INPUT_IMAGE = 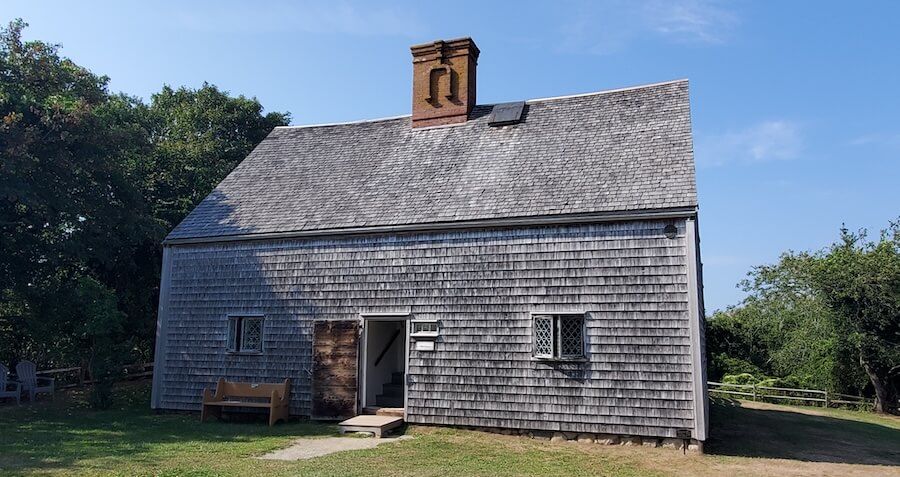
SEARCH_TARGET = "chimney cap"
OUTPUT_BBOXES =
[410,37,480,60]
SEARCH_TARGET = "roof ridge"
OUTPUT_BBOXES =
[274,113,411,130]
[273,78,688,131]
[524,78,687,104]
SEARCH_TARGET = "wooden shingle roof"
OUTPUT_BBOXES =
[166,80,697,242]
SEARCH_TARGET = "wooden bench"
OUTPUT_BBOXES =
[201,378,290,427]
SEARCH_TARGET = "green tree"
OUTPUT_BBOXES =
[0,19,161,368]
[707,252,866,394]
[1,19,288,375]
[812,224,900,414]
[129,84,289,229]
[74,276,127,409]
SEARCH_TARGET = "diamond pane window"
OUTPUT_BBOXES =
[227,315,264,353]
[533,314,585,359]
[533,316,554,358]
[241,317,263,352]
[559,316,584,358]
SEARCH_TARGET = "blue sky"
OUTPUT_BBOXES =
[7,1,899,312]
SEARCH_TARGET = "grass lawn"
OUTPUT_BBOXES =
[0,382,898,477]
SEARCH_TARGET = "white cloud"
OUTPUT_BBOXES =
[696,120,803,166]
[559,0,739,55]
[849,132,900,149]
[174,2,424,37]
[643,0,739,44]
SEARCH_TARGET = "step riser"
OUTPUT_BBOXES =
[376,396,404,408]
[380,384,403,397]
[362,406,405,417]
[339,415,404,438]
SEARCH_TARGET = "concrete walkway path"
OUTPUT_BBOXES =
[259,435,412,461]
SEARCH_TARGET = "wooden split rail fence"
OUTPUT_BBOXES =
[708,381,875,409]
[23,368,883,410]
[34,362,154,389]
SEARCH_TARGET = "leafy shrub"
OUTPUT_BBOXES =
[74,277,127,409]
[722,373,761,385]
[711,353,765,380]
[756,376,806,389]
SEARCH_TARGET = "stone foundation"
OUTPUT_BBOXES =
[459,426,704,453]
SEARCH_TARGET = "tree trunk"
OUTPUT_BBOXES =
[861,354,899,414]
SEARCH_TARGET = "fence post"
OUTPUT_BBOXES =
[824,391,830,408]
[752,384,757,401]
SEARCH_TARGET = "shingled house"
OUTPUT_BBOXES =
[151,37,708,444]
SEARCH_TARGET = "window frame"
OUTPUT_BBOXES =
[531,313,586,361]
[226,314,265,354]
[410,319,439,339]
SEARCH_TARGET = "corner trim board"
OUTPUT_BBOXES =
[150,246,173,409]
[685,217,708,441]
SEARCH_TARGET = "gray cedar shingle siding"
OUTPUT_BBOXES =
[166,80,696,241]
[157,219,698,438]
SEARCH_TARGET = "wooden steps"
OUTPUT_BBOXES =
[375,372,405,408]
[339,415,404,438]
[363,406,405,417]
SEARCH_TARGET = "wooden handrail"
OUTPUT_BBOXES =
[373,328,403,367]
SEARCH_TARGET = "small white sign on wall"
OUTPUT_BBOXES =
[415,340,435,351]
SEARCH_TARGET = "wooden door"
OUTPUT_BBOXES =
[311,320,359,420]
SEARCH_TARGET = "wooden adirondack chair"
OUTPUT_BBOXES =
[15,360,54,402]
[0,364,21,405]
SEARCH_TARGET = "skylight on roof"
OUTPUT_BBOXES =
[488,101,525,126]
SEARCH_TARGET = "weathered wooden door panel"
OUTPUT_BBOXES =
[311,320,359,420]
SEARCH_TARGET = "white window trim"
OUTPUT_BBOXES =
[410,319,439,339]
[226,314,265,354]
[531,312,587,361]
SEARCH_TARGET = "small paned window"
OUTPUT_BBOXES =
[533,314,585,359]
[227,315,264,353]
[410,320,439,338]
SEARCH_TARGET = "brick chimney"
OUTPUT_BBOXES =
[410,38,479,128]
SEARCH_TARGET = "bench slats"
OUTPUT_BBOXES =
[200,378,291,426]
[205,401,273,408]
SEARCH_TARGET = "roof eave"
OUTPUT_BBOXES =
[163,206,698,246]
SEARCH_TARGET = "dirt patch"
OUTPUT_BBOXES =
[259,435,412,461]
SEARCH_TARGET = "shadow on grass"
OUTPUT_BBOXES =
[706,397,900,466]
[0,381,338,474]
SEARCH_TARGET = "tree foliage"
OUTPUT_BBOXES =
[131,84,288,229]
[707,253,865,393]
[708,221,900,414]
[0,19,154,294]
[811,224,900,413]
[0,20,287,406]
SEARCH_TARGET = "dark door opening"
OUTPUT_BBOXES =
[363,320,406,410]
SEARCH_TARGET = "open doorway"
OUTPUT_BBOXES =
[361,318,407,412]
